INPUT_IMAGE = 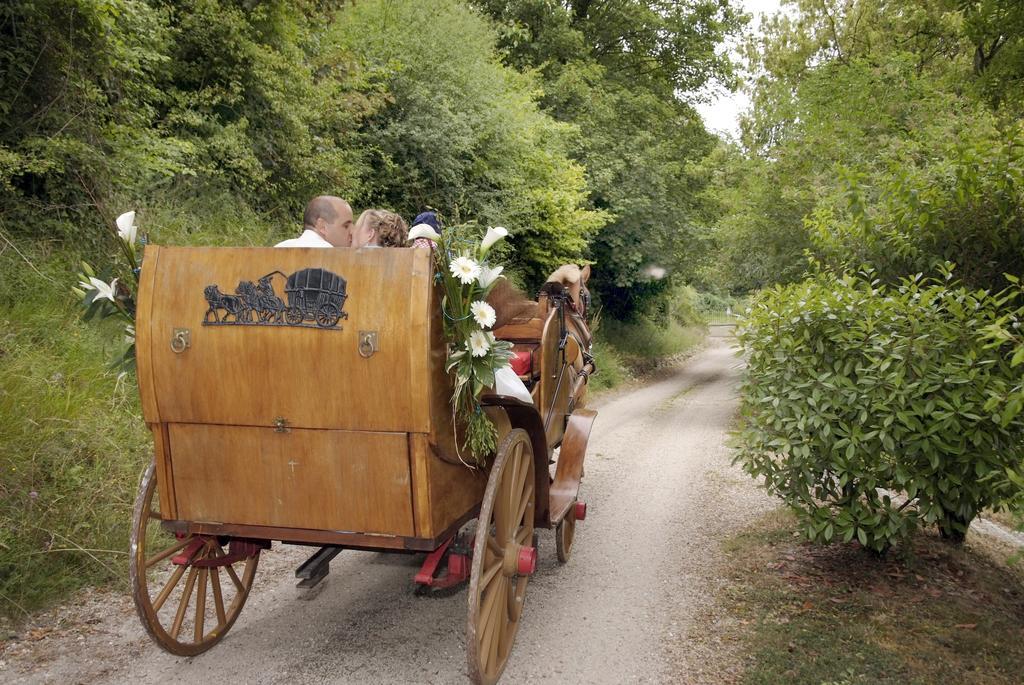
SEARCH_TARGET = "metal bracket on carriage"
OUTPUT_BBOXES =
[171,537,268,567]
[413,534,472,594]
[294,545,343,589]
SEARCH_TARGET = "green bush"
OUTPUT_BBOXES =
[983,276,1024,531]
[735,269,1024,552]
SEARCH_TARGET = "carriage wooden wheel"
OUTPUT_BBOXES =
[467,429,536,685]
[129,461,260,656]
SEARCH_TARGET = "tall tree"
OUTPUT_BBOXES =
[475,0,745,315]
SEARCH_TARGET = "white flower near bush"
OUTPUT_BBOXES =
[480,226,508,254]
[116,211,138,246]
[79,276,118,303]
[470,300,496,328]
[449,255,482,284]
[408,223,441,242]
[468,329,492,357]
[477,265,503,288]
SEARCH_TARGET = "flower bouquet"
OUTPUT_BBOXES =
[72,211,142,370]
[408,223,515,465]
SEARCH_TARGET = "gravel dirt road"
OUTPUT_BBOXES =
[3,334,775,684]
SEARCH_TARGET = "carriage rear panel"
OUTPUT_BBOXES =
[136,246,484,541]
[138,247,431,432]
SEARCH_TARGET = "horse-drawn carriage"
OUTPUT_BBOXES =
[130,246,596,684]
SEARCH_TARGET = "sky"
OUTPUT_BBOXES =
[695,0,786,139]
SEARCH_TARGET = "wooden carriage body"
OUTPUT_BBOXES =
[137,246,589,551]
[133,245,595,681]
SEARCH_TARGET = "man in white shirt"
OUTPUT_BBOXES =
[275,196,354,248]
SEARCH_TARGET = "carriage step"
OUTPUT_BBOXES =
[295,545,343,589]
[414,535,470,592]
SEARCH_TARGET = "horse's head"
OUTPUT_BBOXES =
[203,285,220,301]
[545,264,592,318]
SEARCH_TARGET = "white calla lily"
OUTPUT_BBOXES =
[85,276,118,303]
[477,265,503,288]
[470,300,497,329]
[116,211,137,245]
[480,226,508,254]
[408,223,441,242]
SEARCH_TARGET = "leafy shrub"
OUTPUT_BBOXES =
[735,269,1024,552]
[983,276,1024,531]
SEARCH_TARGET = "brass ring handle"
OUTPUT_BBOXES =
[170,329,190,354]
[358,334,375,358]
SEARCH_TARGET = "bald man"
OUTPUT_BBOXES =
[275,196,354,248]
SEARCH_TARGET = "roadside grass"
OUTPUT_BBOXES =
[595,315,705,384]
[721,509,1024,685]
[0,198,275,620]
[588,320,706,393]
[0,296,150,619]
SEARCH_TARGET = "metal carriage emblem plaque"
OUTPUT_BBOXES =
[202,268,349,329]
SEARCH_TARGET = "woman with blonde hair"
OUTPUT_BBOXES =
[351,209,408,248]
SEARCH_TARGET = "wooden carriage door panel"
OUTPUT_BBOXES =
[168,424,415,537]
[139,246,432,432]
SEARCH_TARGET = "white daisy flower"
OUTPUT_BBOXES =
[468,329,491,357]
[449,255,482,284]
[470,300,497,328]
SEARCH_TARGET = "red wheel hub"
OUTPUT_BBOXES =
[574,501,588,521]
[516,546,537,575]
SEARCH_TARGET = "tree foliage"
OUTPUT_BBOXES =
[0,0,379,251]
[475,0,745,314]
[332,0,605,285]
[710,0,1024,294]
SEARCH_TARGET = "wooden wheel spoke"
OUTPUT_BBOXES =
[506,576,522,623]
[145,537,191,569]
[215,542,246,593]
[514,483,534,527]
[486,535,503,558]
[194,569,208,641]
[514,447,530,503]
[210,567,227,628]
[506,447,522,530]
[151,564,187,613]
[224,562,244,593]
[148,509,162,521]
[169,567,198,640]
[515,526,531,546]
[483,577,507,672]
[480,560,503,591]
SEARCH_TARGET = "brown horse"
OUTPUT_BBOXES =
[487,264,592,330]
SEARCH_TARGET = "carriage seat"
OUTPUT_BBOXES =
[510,346,538,388]
[493,317,544,389]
